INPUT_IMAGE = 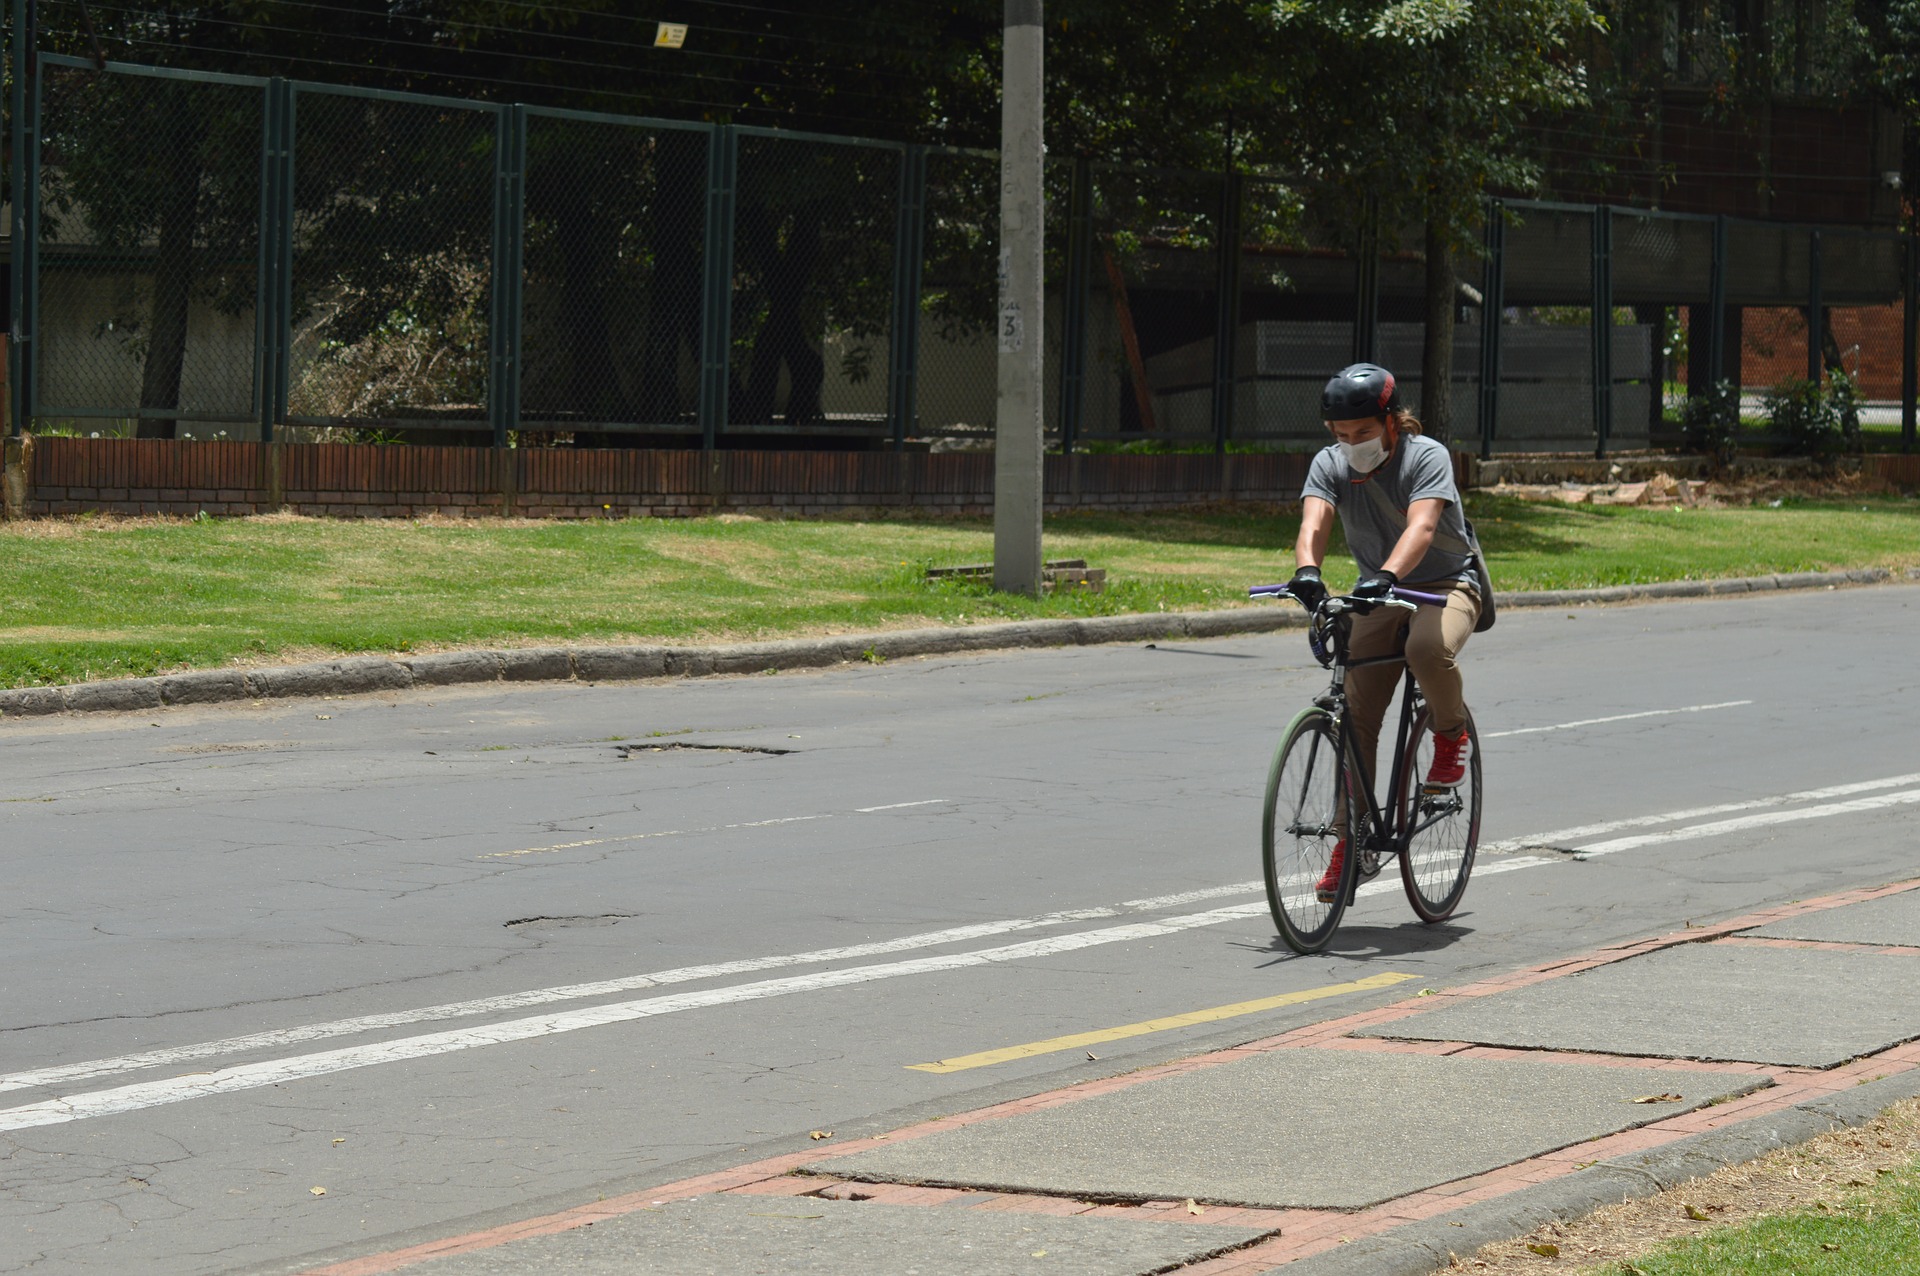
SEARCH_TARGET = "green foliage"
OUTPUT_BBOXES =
[1269,0,1600,251]
[1761,374,1864,462]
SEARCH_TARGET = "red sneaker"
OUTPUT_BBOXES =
[1427,726,1470,787]
[1315,840,1347,904]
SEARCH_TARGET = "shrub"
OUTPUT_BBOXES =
[1682,380,1740,471]
[1762,373,1862,462]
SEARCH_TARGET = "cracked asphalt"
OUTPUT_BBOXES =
[3,584,1918,1275]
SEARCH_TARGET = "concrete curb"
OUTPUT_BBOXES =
[4,566,1916,720]
[1264,1068,1920,1276]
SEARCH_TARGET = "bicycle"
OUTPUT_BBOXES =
[1246,580,1482,954]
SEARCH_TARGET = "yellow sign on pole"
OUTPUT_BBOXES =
[655,23,688,48]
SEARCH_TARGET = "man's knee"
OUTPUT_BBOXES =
[1405,631,1457,676]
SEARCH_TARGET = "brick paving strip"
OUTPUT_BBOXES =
[3,567,1916,720]
[298,876,1920,1276]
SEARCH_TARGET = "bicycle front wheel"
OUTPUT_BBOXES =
[1397,705,1482,923]
[1263,708,1354,953]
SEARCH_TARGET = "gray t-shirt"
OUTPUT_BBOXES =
[1302,434,1475,587]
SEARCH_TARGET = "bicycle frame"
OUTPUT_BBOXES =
[1253,584,1457,885]
[1322,613,1422,873]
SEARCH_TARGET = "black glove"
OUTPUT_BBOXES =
[1287,565,1328,609]
[1351,568,1400,602]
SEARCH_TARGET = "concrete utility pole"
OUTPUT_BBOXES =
[994,0,1044,596]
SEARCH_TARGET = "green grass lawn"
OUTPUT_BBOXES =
[1,494,1916,689]
[1589,1158,1920,1274]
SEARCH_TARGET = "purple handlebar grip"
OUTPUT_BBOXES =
[1392,587,1447,607]
[1248,583,1291,598]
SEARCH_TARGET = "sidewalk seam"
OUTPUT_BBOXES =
[4,566,1916,719]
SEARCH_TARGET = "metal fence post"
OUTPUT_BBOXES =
[1057,157,1092,452]
[698,125,737,451]
[8,2,40,436]
[488,104,526,449]
[1477,200,1504,461]
[887,144,926,450]
[1351,195,1380,364]
[1210,170,1242,455]
[1807,228,1823,383]
[1904,224,1917,454]
[1591,204,1613,459]
[257,77,293,442]
[1707,214,1728,390]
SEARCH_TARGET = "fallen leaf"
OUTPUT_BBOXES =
[1032,1251,1047,1258]
[1417,988,1437,997]
[331,1138,345,1145]
[1525,1242,1559,1257]
[1822,1242,1841,1252]
[310,1186,327,1196]
[316,714,331,720]
[1086,1051,1098,1061]
[1184,1198,1205,1215]
[808,1130,833,1140]
[1683,1203,1708,1221]
[1631,1093,1683,1104]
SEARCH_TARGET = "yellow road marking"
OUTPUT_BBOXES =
[906,971,1420,1073]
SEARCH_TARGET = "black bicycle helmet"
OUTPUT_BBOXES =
[1321,362,1400,422]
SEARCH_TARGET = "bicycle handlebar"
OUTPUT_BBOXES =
[1248,582,1448,609]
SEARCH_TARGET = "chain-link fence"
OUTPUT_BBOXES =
[34,61,262,434]
[11,54,1919,457]
[519,110,709,438]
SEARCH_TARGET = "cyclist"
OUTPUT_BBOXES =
[1285,362,1483,902]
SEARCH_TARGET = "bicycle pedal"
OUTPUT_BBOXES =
[1420,782,1455,796]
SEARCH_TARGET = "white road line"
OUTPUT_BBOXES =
[1575,789,1920,857]
[0,901,1284,1133]
[0,855,1574,1132]
[1481,772,1920,853]
[14,771,1920,1124]
[1482,700,1752,739]
[0,880,1250,1097]
[856,800,952,813]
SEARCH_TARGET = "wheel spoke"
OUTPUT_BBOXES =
[1397,707,1480,923]
[1264,711,1351,953]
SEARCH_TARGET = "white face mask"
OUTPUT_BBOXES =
[1338,436,1389,474]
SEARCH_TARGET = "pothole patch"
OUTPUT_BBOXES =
[504,914,637,930]
[617,742,793,757]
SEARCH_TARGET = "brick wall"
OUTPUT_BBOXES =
[21,440,1331,519]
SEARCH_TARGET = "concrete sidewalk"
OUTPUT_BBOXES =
[289,877,1920,1276]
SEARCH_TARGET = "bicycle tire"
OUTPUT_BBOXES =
[1263,707,1355,953]
[1396,704,1481,923]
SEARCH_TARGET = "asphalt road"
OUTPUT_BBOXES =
[4,583,1918,1275]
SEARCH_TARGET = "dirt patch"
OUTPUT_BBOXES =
[1452,1093,1920,1273]
[1490,467,1908,510]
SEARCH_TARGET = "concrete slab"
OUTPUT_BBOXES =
[1360,943,1920,1067]
[1747,889,1920,947]
[815,1051,1764,1210]
[406,1193,1268,1276]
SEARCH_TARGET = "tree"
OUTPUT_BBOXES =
[1269,0,1599,440]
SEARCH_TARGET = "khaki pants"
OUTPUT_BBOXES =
[1338,583,1480,833]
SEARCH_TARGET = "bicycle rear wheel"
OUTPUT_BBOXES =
[1263,708,1355,953]
[1397,705,1481,922]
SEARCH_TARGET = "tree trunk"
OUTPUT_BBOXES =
[1421,215,1454,444]
[139,126,202,440]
